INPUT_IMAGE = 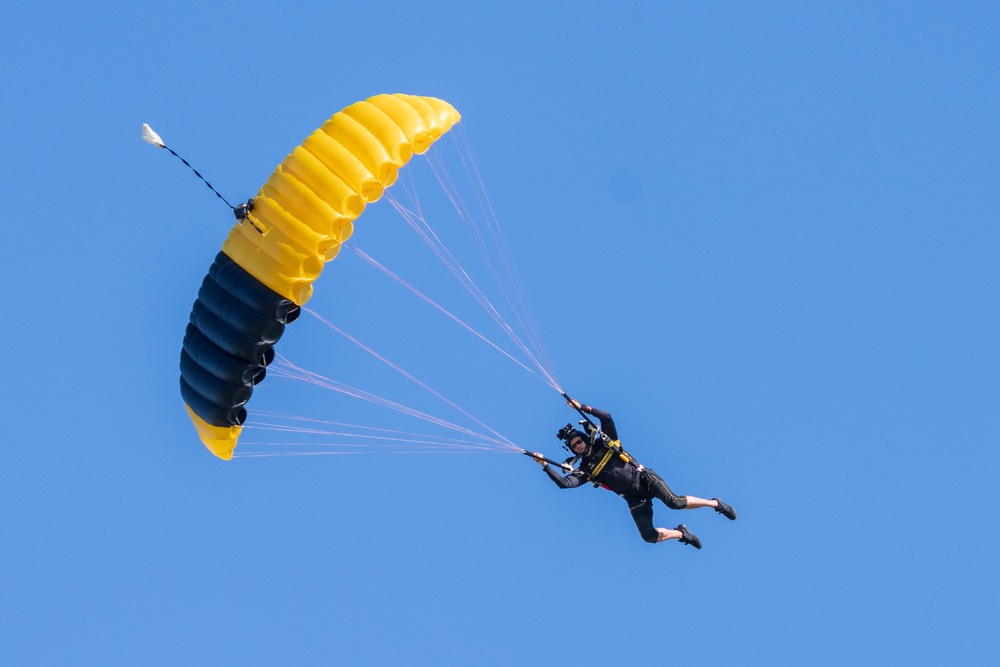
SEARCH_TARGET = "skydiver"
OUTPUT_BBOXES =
[531,398,736,548]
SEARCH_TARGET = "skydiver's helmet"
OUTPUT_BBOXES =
[557,423,588,452]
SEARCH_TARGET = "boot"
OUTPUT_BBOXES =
[675,524,702,549]
[713,498,737,521]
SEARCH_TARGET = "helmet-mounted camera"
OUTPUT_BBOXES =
[557,423,589,452]
[556,423,577,443]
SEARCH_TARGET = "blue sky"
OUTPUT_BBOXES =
[2,1,998,664]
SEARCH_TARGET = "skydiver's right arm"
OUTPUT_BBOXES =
[543,465,585,489]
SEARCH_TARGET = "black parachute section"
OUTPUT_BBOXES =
[179,252,300,430]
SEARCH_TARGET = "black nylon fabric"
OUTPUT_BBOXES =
[180,252,297,427]
[182,324,266,386]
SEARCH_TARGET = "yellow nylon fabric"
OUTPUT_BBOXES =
[221,94,461,305]
[184,405,240,460]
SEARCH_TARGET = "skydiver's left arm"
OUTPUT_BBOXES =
[580,404,618,441]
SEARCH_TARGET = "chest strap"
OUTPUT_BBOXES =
[587,439,623,486]
[584,440,645,490]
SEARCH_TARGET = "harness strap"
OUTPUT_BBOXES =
[579,440,645,491]
[589,444,618,481]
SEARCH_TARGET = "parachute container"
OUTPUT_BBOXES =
[180,94,461,459]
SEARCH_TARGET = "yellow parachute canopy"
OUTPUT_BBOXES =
[182,94,461,459]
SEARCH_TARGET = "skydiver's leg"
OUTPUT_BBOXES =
[644,470,737,518]
[643,470,689,510]
[628,497,693,544]
[673,494,737,520]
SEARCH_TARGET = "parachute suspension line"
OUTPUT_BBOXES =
[250,410,496,446]
[241,436,498,453]
[244,437,501,454]
[434,132,559,386]
[423,149,556,385]
[234,450,497,459]
[263,359,457,433]
[410,137,557,387]
[237,411,512,458]
[449,131,558,384]
[267,360,509,448]
[385,193,528,359]
[248,408,492,442]
[344,242,538,377]
[245,413,501,452]
[247,424,499,450]
[384,190,561,393]
[300,308,523,452]
[270,348,519,452]
[451,127,502,241]
[396,163,425,222]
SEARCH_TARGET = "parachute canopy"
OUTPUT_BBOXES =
[179,94,461,460]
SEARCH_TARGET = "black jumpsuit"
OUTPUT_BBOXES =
[543,407,688,543]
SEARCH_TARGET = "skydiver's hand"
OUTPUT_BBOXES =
[567,398,583,411]
[531,452,547,467]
